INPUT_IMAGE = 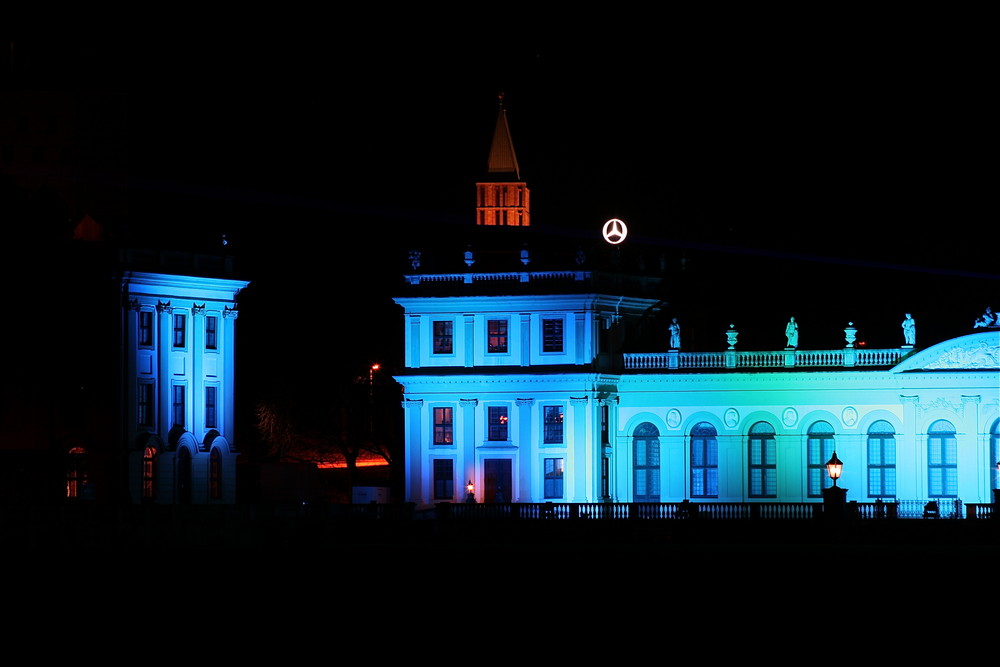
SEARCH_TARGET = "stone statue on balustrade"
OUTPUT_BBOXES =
[669,318,681,349]
[974,307,997,329]
[784,317,799,349]
[902,313,916,346]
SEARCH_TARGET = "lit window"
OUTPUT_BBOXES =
[433,320,453,354]
[205,386,217,429]
[543,405,564,444]
[172,385,185,428]
[690,422,718,498]
[205,315,218,350]
[542,318,563,353]
[433,459,454,500]
[488,406,509,441]
[928,420,957,498]
[807,421,836,498]
[749,421,776,498]
[433,407,453,445]
[867,420,896,498]
[139,310,153,346]
[488,319,508,353]
[544,458,564,499]
[173,313,186,348]
[66,447,87,499]
[142,446,157,500]
[633,422,660,501]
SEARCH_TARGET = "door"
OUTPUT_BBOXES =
[484,458,512,503]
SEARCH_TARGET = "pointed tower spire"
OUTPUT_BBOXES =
[476,93,530,227]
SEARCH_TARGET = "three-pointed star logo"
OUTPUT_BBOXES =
[602,218,628,244]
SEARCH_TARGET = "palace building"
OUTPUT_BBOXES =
[393,102,1000,514]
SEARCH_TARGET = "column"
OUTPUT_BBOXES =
[222,306,239,442]
[516,398,534,502]
[402,399,424,504]
[460,398,478,496]
[570,396,589,502]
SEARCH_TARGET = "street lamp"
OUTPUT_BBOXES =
[465,479,476,503]
[826,452,843,487]
[368,363,380,438]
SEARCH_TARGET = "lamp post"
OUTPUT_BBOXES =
[822,451,847,519]
[465,479,476,503]
[368,363,379,438]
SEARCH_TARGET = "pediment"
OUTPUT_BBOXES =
[892,331,1000,372]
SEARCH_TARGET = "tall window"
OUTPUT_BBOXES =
[210,448,222,499]
[142,446,156,500]
[690,422,718,498]
[205,315,218,350]
[433,459,454,500]
[543,405,564,444]
[488,405,509,441]
[433,407,453,445]
[433,320,453,354]
[544,458,564,499]
[749,421,776,498]
[139,310,153,346]
[542,318,563,353]
[172,385,185,428]
[928,419,957,497]
[633,422,660,501]
[173,313,186,348]
[66,447,87,498]
[807,421,836,498]
[205,386,217,429]
[137,382,154,428]
[867,420,896,498]
[488,319,508,353]
[991,419,1000,492]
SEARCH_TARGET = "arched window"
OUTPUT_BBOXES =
[690,422,718,498]
[749,422,776,498]
[928,420,957,498]
[867,420,896,498]
[807,421,836,498]
[142,446,157,501]
[66,447,87,499]
[210,448,222,500]
[633,422,660,502]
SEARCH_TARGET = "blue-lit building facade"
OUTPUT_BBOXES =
[393,105,1000,513]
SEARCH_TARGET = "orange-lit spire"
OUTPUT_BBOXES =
[477,93,530,227]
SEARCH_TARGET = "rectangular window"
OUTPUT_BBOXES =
[205,315,218,350]
[749,436,776,498]
[433,459,454,500]
[488,319,508,353]
[205,386,217,429]
[868,435,896,497]
[544,458,564,499]
[139,310,153,347]
[137,382,154,428]
[172,384,185,428]
[433,407,453,445]
[173,313,186,348]
[488,405,509,441]
[691,436,718,498]
[542,318,563,353]
[433,320,453,354]
[543,405,564,444]
[807,436,836,498]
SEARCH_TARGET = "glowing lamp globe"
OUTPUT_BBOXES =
[825,452,843,486]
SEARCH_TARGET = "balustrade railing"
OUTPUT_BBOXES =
[623,347,904,371]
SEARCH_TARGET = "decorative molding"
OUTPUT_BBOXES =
[156,300,172,314]
[459,398,478,407]
[570,396,589,406]
[724,408,739,429]
[192,303,206,316]
[128,298,140,312]
[782,407,798,428]
[923,340,1000,369]
[666,408,681,429]
[515,398,535,407]
[842,406,858,428]
[224,306,239,319]
[402,399,424,409]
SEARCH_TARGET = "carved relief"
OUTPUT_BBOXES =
[923,341,999,369]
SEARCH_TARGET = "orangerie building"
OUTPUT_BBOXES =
[392,103,1000,517]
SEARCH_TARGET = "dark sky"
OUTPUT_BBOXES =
[5,29,997,367]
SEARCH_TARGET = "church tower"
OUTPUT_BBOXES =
[476,95,530,227]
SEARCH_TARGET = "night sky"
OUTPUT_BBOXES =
[5,29,997,382]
